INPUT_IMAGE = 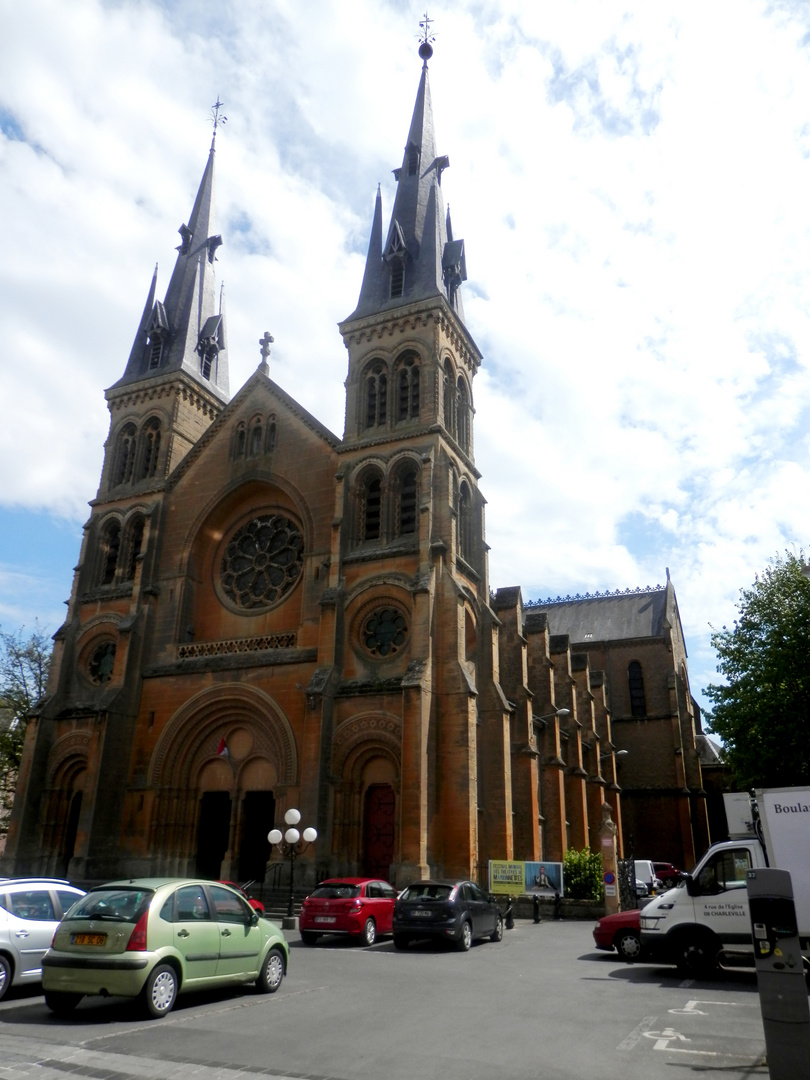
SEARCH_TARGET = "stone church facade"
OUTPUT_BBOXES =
[2,45,712,888]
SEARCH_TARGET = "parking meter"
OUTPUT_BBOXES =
[746,868,810,1080]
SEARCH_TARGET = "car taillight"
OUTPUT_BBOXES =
[348,900,363,912]
[126,911,149,951]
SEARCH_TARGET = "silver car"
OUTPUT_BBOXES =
[0,878,86,1000]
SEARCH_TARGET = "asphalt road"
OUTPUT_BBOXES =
[0,919,769,1080]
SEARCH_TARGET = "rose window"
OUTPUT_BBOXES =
[220,514,304,610]
[89,642,116,684]
[362,607,408,657]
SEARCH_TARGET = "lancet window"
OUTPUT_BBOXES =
[122,515,145,582]
[395,463,419,536]
[100,519,122,585]
[628,661,647,717]
[458,481,473,564]
[365,363,388,429]
[457,377,471,453]
[114,423,138,486]
[397,353,420,421]
[137,418,161,481]
[358,472,383,543]
[443,360,457,438]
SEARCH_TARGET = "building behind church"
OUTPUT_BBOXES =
[1,40,715,889]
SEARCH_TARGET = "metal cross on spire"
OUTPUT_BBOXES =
[418,12,436,61]
[259,330,274,375]
[210,97,227,148]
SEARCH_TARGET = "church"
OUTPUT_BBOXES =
[2,38,712,888]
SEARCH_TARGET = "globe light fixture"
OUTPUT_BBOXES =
[267,808,317,924]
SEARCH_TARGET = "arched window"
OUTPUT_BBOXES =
[395,463,419,536]
[233,423,246,459]
[122,515,145,582]
[397,353,420,421]
[364,363,388,429]
[114,423,137,486]
[266,416,277,452]
[443,361,457,438]
[249,419,263,457]
[407,143,420,177]
[458,481,473,563]
[628,661,647,717]
[100,519,122,585]
[359,473,383,542]
[137,418,161,481]
[457,377,471,453]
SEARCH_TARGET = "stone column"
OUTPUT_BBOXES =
[599,801,620,916]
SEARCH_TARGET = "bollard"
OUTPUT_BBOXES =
[505,895,515,929]
[553,890,562,921]
[533,894,541,923]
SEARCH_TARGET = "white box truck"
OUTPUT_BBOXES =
[640,786,810,977]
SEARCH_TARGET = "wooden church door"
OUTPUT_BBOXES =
[362,784,395,881]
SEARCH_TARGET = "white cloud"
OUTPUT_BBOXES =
[4,0,810,710]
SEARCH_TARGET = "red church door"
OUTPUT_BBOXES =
[362,784,395,880]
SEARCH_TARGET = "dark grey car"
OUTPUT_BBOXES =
[392,879,503,952]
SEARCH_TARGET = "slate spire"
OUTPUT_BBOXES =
[348,36,467,322]
[113,117,229,401]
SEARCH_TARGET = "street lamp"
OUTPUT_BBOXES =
[600,749,629,761]
[268,808,317,923]
[532,707,570,727]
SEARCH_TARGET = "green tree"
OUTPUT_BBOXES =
[0,624,52,835]
[704,549,810,789]
[562,847,604,901]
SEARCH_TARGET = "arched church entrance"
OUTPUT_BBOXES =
[149,686,297,878]
[362,783,395,879]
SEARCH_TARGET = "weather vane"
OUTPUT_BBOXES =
[210,97,227,146]
[419,12,435,46]
[418,12,436,61]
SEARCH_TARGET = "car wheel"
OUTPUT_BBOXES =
[44,990,83,1015]
[257,947,285,993]
[456,920,473,952]
[0,955,10,1002]
[142,963,178,1019]
[393,934,409,950]
[300,931,319,946]
[615,929,642,962]
[490,915,504,943]
[675,933,719,978]
[360,918,377,946]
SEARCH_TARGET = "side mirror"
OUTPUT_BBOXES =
[683,873,697,897]
[250,911,260,926]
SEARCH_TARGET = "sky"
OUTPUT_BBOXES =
[3,0,810,722]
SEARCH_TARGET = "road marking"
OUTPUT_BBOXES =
[643,1027,691,1051]
[669,998,758,1015]
[616,1016,657,1051]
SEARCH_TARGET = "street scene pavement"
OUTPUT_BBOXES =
[0,919,768,1080]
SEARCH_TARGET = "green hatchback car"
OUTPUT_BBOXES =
[42,878,288,1018]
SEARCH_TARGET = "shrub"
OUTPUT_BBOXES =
[563,847,604,901]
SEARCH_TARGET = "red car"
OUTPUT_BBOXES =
[218,881,265,915]
[593,909,643,961]
[299,878,398,946]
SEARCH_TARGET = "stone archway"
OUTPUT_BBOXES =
[332,714,400,879]
[147,685,296,876]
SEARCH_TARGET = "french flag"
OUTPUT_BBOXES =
[216,737,229,759]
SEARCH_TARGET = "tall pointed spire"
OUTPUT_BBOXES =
[346,30,467,322]
[112,104,229,402]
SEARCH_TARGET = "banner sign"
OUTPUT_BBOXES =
[489,860,565,896]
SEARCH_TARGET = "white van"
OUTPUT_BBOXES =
[635,860,663,895]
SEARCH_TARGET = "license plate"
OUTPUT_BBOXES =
[411,910,432,918]
[314,916,336,924]
[72,933,107,946]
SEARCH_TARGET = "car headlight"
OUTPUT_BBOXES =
[640,916,659,930]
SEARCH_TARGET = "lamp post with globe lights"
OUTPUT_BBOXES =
[268,809,317,926]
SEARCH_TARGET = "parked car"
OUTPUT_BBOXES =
[635,879,649,898]
[218,880,265,915]
[593,909,643,961]
[299,877,398,946]
[652,862,682,889]
[392,879,503,952]
[42,878,288,1018]
[0,878,86,1001]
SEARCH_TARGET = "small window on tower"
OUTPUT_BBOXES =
[407,144,420,176]
[137,418,161,481]
[364,364,388,429]
[148,334,163,369]
[114,423,138,486]
[396,464,419,536]
[100,519,122,585]
[359,473,383,543]
[390,259,405,298]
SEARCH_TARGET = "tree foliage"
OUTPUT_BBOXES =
[0,623,52,782]
[562,847,604,901]
[704,550,810,789]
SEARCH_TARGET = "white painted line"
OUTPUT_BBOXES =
[669,998,757,1015]
[616,1016,657,1051]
